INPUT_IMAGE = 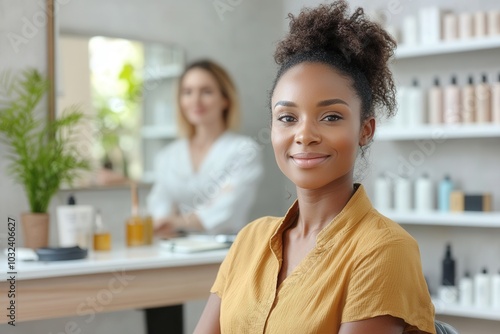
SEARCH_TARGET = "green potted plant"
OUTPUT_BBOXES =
[0,69,90,248]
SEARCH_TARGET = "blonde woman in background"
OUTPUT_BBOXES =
[147,59,263,236]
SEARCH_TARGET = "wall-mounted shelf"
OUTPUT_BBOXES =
[376,124,500,141]
[141,125,177,139]
[432,298,500,321]
[395,36,500,59]
[378,210,500,228]
[59,182,152,192]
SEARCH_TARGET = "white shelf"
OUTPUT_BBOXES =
[379,210,500,228]
[144,64,183,81]
[395,36,500,59]
[141,125,177,139]
[432,298,500,321]
[376,124,500,141]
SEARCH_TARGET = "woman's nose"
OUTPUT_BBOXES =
[191,91,202,105]
[294,120,321,145]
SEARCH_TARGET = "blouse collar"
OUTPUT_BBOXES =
[269,184,374,254]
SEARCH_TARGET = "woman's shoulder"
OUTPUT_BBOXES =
[156,138,187,156]
[234,216,283,244]
[357,208,419,248]
[222,131,261,150]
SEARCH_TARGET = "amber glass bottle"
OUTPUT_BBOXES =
[126,182,144,247]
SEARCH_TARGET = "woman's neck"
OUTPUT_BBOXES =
[294,174,354,239]
[191,121,226,146]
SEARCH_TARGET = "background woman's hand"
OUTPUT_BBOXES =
[153,213,205,238]
[153,215,184,238]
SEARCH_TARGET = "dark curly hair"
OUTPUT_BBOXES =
[271,1,397,122]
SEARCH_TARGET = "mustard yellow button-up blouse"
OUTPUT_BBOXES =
[211,184,435,334]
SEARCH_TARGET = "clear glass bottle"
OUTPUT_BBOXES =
[93,209,111,251]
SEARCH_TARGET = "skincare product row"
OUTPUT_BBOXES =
[389,73,500,128]
[395,8,500,46]
[438,244,500,309]
[57,195,113,251]
[374,174,493,213]
[126,182,154,247]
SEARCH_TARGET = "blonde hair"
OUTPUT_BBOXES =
[176,59,240,138]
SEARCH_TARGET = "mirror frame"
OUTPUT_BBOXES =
[47,0,56,123]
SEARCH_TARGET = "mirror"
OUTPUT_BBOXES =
[48,2,185,188]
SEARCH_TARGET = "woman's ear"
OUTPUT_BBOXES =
[359,117,375,146]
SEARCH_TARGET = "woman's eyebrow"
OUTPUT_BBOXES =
[316,98,348,107]
[274,100,296,108]
[274,98,349,109]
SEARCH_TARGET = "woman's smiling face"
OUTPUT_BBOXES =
[271,62,374,190]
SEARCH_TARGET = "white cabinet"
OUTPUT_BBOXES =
[141,45,184,183]
[374,36,500,321]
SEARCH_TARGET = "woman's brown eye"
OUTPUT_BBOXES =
[278,115,296,123]
[323,115,341,122]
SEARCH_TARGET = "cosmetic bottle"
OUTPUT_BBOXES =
[461,76,476,123]
[402,15,418,46]
[57,194,93,248]
[418,7,442,45]
[374,173,392,211]
[126,182,144,247]
[488,11,500,36]
[474,268,491,308]
[93,209,111,251]
[458,12,474,39]
[492,269,500,309]
[443,13,458,41]
[428,78,443,124]
[459,271,473,307]
[394,86,409,127]
[438,244,458,304]
[407,79,425,126]
[415,173,433,212]
[492,73,500,124]
[474,12,487,37]
[394,176,412,212]
[443,76,461,124]
[438,175,454,212]
[476,74,491,123]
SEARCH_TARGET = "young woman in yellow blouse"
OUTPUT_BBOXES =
[194,1,435,333]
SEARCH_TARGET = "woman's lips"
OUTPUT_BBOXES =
[290,153,330,168]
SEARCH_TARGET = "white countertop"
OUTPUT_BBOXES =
[0,245,228,281]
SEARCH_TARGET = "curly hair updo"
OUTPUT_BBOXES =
[271,0,397,123]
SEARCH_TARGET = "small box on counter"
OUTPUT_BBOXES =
[450,191,492,212]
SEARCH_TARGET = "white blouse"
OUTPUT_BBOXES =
[146,131,264,234]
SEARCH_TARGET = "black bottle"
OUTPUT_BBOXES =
[442,243,456,286]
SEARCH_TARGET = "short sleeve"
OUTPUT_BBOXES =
[342,238,435,334]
